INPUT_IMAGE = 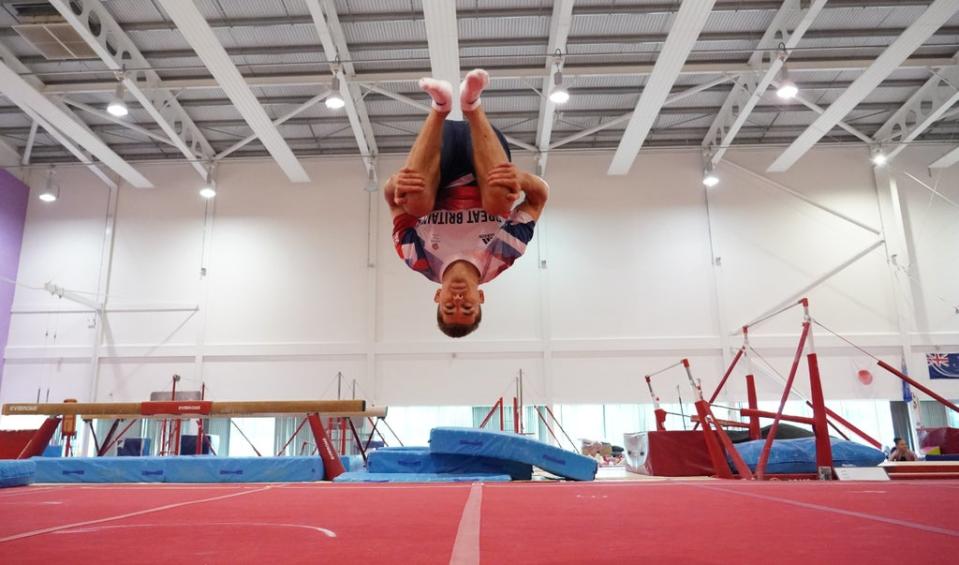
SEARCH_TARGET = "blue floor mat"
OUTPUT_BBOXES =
[368,447,532,480]
[0,460,36,488]
[33,456,324,483]
[333,471,511,483]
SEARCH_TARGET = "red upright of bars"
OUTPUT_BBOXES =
[653,408,668,432]
[17,417,60,459]
[878,360,959,415]
[755,320,810,480]
[308,412,345,480]
[807,352,833,474]
[745,374,760,440]
[513,397,519,433]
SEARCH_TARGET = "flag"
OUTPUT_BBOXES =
[927,352,959,379]
[901,358,913,402]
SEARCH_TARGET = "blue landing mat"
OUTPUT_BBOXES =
[0,460,35,488]
[333,471,511,483]
[32,456,324,483]
[732,437,886,474]
[368,447,532,480]
[429,427,598,481]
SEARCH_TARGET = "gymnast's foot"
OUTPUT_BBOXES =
[460,69,489,112]
[419,77,453,113]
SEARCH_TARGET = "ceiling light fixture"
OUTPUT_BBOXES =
[106,72,129,117]
[702,150,720,188]
[39,167,59,203]
[325,58,346,110]
[871,150,888,167]
[702,168,720,188]
[775,43,798,100]
[199,162,216,198]
[548,49,569,104]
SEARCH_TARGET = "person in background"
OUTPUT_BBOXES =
[888,437,918,461]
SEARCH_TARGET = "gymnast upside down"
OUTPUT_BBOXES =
[386,69,549,338]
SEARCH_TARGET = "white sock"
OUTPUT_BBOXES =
[460,69,489,112]
[419,77,453,113]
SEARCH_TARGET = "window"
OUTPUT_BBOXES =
[227,417,275,456]
[385,406,473,446]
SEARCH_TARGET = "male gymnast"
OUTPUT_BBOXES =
[385,69,549,338]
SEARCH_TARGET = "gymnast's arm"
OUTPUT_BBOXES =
[516,171,549,221]
[384,168,431,218]
[484,164,548,220]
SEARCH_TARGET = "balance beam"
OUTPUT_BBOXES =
[2,400,371,419]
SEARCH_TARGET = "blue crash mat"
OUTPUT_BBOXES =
[340,454,366,472]
[32,456,323,483]
[333,471,511,483]
[0,459,36,488]
[429,427,598,481]
[368,447,532,480]
[732,437,886,474]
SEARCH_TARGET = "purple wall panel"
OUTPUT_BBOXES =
[0,169,29,384]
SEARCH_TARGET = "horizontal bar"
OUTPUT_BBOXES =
[740,408,816,425]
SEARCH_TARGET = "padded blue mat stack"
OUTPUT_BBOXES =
[431,427,597,481]
[32,456,323,483]
[0,460,36,488]
[335,427,597,483]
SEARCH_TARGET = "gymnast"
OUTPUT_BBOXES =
[385,69,549,338]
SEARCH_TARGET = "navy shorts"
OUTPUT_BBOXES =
[438,120,512,189]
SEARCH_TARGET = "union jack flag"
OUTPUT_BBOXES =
[927,352,959,379]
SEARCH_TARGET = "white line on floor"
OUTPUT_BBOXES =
[0,485,273,543]
[0,487,57,499]
[690,484,959,538]
[449,483,483,565]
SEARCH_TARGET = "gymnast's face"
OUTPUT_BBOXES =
[435,278,485,325]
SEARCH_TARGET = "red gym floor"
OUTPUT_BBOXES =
[1,480,958,564]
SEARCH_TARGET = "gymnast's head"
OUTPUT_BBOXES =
[435,261,485,338]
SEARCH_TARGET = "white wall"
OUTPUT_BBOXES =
[2,144,958,412]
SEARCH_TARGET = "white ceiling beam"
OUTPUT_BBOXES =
[535,0,576,174]
[768,0,959,172]
[0,40,118,187]
[776,80,874,143]
[703,0,827,165]
[929,144,959,168]
[62,99,180,148]
[216,91,330,160]
[157,0,309,183]
[36,57,958,95]
[19,120,35,165]
[50,0,213,181]
[549,73,736,149]
[874,53,959,162]
[608,0,717,175]
[305,0,377,175]
[0,61,150,188]
[422,0,463,120]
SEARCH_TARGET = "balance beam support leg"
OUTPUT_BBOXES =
[308,412,346,480]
